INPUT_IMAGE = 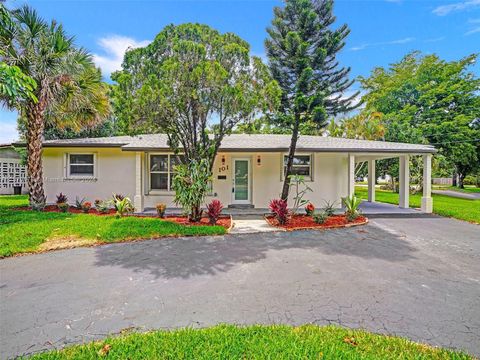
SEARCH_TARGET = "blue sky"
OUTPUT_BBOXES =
[1,0,479,143]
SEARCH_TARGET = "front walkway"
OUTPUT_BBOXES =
[1,216,478,358]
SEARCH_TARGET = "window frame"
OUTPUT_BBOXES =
[66,153,96,179]
[282,153,313,181]
[148,153,184,193]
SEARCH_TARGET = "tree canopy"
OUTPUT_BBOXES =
[265,0,358,199]
[359,51,480,187]
[0,4,110,208]
[112,23,279,166]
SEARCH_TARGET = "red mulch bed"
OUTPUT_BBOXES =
[265,214,368,230]
[15,205,117,215]
[14,206,232,229]
[163,215,232,229]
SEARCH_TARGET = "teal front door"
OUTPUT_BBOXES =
[233,159,250,204]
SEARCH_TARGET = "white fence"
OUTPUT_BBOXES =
[0,159,28,195]
[432,177,453,186]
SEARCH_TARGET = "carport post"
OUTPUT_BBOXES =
[348,153,355,198]
[422,153,433,213]
[368,160,376,202]
[134,151,144,212]
[399,155,410,209]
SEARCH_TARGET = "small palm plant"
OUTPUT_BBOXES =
[112,195,134,218]
[342,195,362,222]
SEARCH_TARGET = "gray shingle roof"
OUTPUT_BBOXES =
[42,133,436,153]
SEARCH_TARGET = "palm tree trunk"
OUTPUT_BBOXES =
[281,113,300,201]
[27,101,46,210]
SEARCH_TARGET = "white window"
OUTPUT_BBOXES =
[283,154,312,179]
[67,154,95,177]
[149,154,184,191]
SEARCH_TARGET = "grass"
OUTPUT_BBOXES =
[0,195,226,258]
[27,324,471,359]
[355,187,480,224]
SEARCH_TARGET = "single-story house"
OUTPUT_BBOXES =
[39,134,436,213]
[0,144,28,195]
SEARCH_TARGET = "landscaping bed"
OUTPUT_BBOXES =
[28,324,471,359]
[265,214,368,230]
[14,205,232,230]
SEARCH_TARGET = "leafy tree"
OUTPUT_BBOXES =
[328,111,385,140]
[359,51,480,188]
[112,24,278,170]
[266,0,359,200]
[112,24,279,215]
[0,63,37,103]
[1,5,110,209]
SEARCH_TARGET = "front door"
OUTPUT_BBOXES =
[233,159,251,204]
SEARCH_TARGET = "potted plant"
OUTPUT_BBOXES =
[82,201,92,213]
[305,202,315,216]
[56,193,69,212]
[206,200,223,225]
[156,203,167,218]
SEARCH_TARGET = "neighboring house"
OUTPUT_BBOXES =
[38,134,436,213]
[0,144,28,195]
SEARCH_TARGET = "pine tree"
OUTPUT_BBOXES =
[265,0,358,200]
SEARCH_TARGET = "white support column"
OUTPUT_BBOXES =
[347,153,355,198]
[399,155,410,209]
[134,151,144,213]
[368,159,376,202]
[422,153,433,213]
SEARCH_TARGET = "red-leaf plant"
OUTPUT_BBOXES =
[206,200,224,225]
[269,198,288,225]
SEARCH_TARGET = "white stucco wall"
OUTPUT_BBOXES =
[42,147,136,204]
[42,148,349,209]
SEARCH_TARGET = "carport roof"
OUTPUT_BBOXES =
[39,133,437,153]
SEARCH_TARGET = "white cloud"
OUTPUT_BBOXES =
[92,35,150,77]
[0,110,20,144]
[432,0,480,16]
[349,37,415,51]
[465,18,480,35]
[424,36,446,42]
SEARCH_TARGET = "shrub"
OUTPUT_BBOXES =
[206,200,223,225]
[74,196,86,209]
[289,175,312,214]
[313,211,328,224]
[269,198,288,225]
[112,195,134,218]
[94,199,110,214]
[56,193,69,212]
[56,193,68,204]
[342,195,362,222]
[172,159,212,222]
[156,203,167,218]
[322,200,336,216]
[305,203,315,216]
[82,201,92,213]
[112,193,125,201]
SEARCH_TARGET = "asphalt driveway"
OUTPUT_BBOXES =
[1,215,479,358]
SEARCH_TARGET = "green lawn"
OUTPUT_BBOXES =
[355,187,480,224]
[28,324,471,359]
[0,195,225,258]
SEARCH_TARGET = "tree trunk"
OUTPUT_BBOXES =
[27,101,47,210]
[458,173,465,189]
[452,170,457,187]
[281,113,300,201]
[190,203,202,222]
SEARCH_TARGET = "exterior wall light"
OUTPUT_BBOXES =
[221,155,226,166]
[257,155,261,166]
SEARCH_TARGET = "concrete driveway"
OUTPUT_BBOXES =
[1,215,479,358]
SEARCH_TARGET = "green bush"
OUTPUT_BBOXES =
[342,195,362,222]
[172,158,212,222]
[313,211,328,224]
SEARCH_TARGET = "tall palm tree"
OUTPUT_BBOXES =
[0,5,110,209]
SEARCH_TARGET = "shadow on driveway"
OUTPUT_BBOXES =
[94,224,417,279]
